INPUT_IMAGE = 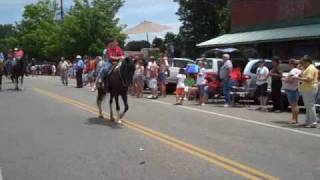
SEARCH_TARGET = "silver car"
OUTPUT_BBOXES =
[242,59,273,98]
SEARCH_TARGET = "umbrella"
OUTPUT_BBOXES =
[125,20,171,43]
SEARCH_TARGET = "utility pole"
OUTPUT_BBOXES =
[60,0,64,20]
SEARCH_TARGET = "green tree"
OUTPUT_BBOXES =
[174,0,229,58]
[0,24,18,53]
[125,40,150,51]
[18,0,60,60]
[60,0,126,57]
[152,37,165,51]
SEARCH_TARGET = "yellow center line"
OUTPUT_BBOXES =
[32,87,278,180]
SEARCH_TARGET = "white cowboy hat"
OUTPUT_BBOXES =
[76,55,82,59]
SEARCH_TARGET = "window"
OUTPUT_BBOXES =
[174,60,189,68]
[250,62,273,74]
[204,60,213,69]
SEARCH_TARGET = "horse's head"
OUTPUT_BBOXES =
[120,57,135,83]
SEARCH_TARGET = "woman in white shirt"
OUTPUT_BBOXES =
[175,68,186,105]
[283,59,302,124]
[255,60,269,111]
[197,61,206,106]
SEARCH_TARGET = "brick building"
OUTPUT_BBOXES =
[198,0,320,60]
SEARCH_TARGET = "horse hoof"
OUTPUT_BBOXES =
[98,115,104,119]
[110,118,115,122]
[117,120,122,124]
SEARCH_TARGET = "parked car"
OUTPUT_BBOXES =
[196,58,223,74]
[166,58,195,87]
[203,48,249,73]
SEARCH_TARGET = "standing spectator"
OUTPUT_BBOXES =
[175,68,186,105]
[133,57,145,98]
[158,55,169,97]
[147,56,157,89]
[61,59,69,86]
[283,59,302,124]
[75,55,84,88]
[269,57,283,112]
[91,56,104,91]
[87,57,97,88]
[255,60,269,111]
[294,55,319,128]
[147,56,159,99]
[52,64,56,79]
[219,54,233,107]
[197,60,206,106]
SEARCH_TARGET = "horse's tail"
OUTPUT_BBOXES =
[96,86,107,105]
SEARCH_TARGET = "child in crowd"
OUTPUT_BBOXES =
[184,73,196,100]
[147,56,159,99]
[175,68,186,105]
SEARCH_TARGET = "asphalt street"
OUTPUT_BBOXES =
[0,76,320,180]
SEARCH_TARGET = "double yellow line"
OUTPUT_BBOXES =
[33,87,278,180]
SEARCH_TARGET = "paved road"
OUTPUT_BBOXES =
[0,76,320,180]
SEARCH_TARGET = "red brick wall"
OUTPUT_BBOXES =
[230,0,320,31]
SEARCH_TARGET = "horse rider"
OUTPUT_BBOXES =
[95,38,124,89]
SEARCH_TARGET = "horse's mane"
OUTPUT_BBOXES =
[119,57,135,84]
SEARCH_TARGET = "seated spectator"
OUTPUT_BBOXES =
[184,74,196,100]
[204,75,221,103]
[230,67,242,86]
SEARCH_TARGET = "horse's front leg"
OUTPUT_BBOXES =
[20,75,24,90]
[120,94,128,119]
[14,76,19,90]
[115,95,122,124]
[109,94,115,122]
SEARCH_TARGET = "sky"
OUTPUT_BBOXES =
[0,0,181,42]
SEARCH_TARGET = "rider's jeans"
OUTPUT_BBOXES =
[99,61,112,80]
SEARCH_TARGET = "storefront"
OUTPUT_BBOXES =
[198,0,320,60]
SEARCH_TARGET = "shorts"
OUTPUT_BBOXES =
[176,87,185,96]
[149,78,158,89]
[197,84,205,97]
[256,83,268,97]
[286,89,299,103]
[133,75,145,83]
[184,86,191,92]
[158,73,166,82]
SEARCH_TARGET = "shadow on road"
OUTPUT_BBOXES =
[86,117,122,129]
[271,120,306,128]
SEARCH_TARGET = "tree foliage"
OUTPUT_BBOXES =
[125,40,150,51]
[174,0,229,58]
[152,37,165,51]
[1,0,126,61]
[0,24,18,53]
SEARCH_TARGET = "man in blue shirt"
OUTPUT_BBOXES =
[75,55,84,88]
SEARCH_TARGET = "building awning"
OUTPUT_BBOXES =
[197,24,320,48]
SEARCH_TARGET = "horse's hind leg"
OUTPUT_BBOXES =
[109,94,115,122]
[120,94,128,119]
[115,95,122,124]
